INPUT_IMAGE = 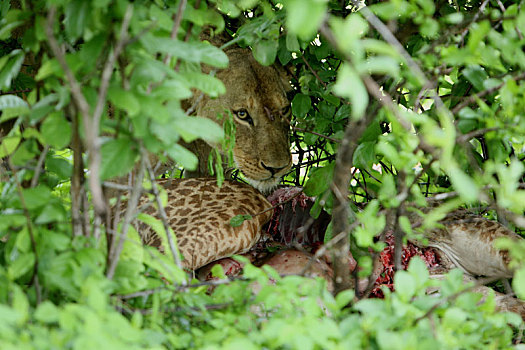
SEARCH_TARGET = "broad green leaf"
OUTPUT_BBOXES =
[352,141,376,170]
[463,65,488,91]
[303,163,335,197]
[108,86,140,117]
[173,116,224,144]
[142,36,229,68]
[46,156,73,179]
[253,39,278,66]
[0,49,24,90]
[285,0,327,40]
[180,72,226,98]
[35,202,67,224]
[285,32,300,52]
[7,252,35,280]
[40,112,72,149]
[407,256,429,288]
[21,186,52,210]
[394,270,416,301]
[447,166,479,202]
[0,94,29,122]
[513,268,525,299]
[64,0,90,41]
[100,137,139,180]
[0,135,21,157]
[230,214,252,227]
[333,64,368,120]
[34,301,60,324]
[357,56,400,78]
[291,93,311,118]
[165,143,198,171]
[442,307,467,328]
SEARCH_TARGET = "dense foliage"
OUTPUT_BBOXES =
[1,0,525,348]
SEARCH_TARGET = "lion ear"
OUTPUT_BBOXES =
[274,63,295,93]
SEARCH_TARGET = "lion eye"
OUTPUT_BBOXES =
[234,109,253,125]
[281,106,290,115]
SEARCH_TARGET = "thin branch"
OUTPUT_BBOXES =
[413,274,507,324]
[451,72,525,114]
[106,156,145,280]
[143,154,186,282]
[301,54,327,88]
[292,125,341,143]
[163,0,188,65]
[3,151,41,304]
[30,145,48,188]
[45,7,106,216]
[456,127,499,143]
[458,0,490,46]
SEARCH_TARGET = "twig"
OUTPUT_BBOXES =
[106,156,145,280]
[451,72,525,114]
[456,127,499,143]
[46,7,106,216]
[163,0,188,65]
[458,0,490,46]
[413,274,507,324]
[30,145,48,188]
[143,154,186,282]
[3,151,41,304]
[292,125,341,143]
[301,54,327,88]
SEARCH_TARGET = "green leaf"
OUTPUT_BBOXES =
[447,166,479,202]
[179,72,226,98]
[358,56,400,78]
[285,0,327,40]
[64,0,90,41]
[142,36,229,68]
[173,116,224,144]
[34,301,59,324]
[7,252,35,280]
[230,214,252,227]
[0,94,30,122]
[303,163,335,197]
[352,141,376,170]
[285,32,300,52]
[333,64,368,120]
[46,156,73,179]
[0,135,21,157]
[253,39,278,66]
[35,202,66,224]
[40,112,72,149]
[165,143,198,171]
[291,93,311,118]
[463,65,488,91]
[100,137,138,181]
[0,49,24,90]
[21,186,52,210]
[108,86,140,117]
[394,270,416,302]
[513,268,525,299]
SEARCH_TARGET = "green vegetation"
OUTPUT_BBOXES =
[1,0,525,348]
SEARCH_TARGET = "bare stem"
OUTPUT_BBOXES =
[106,157,145,280]
[143,154,187,283]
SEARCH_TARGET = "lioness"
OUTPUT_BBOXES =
[183,33,293,193]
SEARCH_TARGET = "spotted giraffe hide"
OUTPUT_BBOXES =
[409,208,523,278]
[136,178,273,270]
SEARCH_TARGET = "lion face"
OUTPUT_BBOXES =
[195,48,292,192]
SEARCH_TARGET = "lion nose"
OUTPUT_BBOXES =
[261,162,288,176]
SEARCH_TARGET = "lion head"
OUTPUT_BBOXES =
[191,44,293,192]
